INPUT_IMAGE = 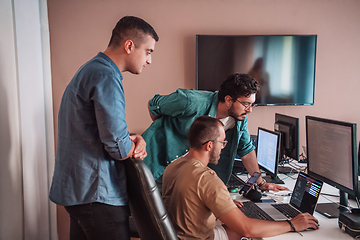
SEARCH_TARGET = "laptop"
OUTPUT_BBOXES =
[226,173,245,191]
[240,172,323,220]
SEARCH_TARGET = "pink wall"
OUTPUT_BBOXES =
[47,0,360,238]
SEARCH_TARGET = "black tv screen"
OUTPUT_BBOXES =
[196,35,317,106]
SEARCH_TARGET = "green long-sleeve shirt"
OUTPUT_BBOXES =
[142,88,255,184]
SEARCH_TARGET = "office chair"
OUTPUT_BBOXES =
[123,157,178,240]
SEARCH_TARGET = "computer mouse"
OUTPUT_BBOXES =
[306,223,320,231]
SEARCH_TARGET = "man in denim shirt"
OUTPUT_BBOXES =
[142,73,288,192]
[49,16,159,240]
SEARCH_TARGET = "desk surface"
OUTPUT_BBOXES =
[233,172,355,240]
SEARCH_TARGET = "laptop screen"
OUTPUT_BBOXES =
[290,172,323,214]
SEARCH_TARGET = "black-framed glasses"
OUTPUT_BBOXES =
[235,99,257,110]
[202,140,228,147]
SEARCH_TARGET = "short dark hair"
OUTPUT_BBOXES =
[108,16,159,48]
[218,73,260,102]
[188,116,224,150]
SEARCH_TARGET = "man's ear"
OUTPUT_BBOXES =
[124,39,134,54]
[203,141,213,152]
[224,95,233,107]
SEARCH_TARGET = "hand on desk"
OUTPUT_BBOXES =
[291,213,319,232]
[233,200,243,208]
[260,182,289,192]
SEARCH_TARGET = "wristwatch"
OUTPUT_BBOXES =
[257,179,266,188]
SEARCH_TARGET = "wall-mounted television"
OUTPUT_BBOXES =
[196,35,317,106]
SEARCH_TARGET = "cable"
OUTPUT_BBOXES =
[321,193,340,197]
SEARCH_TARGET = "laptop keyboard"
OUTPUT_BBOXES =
[271,203,300,218]
[240,201,274,221]
[226,173,245,189]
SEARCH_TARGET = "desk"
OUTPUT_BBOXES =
[232,172,355,240]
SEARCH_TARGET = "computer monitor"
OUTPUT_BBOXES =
[306,116,358,218]
[274,113,299,163]
[256,127,284,184]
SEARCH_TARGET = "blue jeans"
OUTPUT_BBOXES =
[65,202,130,240]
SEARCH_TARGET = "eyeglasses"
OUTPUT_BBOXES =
[235,99,257,110]
[202,140,228,147]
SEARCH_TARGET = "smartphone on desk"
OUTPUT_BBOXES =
[239,172,261,195]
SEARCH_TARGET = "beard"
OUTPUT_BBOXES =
[228,104,247,121]
[209,148,221,165]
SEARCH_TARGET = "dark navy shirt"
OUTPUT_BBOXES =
[49,52,133,206]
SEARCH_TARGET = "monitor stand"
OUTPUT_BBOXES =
[348,178,360,200]
[262,174,284,184]
[315,191,349,218]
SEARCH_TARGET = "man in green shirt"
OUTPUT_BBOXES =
[142,73,287,191]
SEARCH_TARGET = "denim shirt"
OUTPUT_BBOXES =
[142,88,255,184]
[49,52,133,206]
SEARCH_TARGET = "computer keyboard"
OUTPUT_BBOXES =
[240,201,274,221]
[271,203,300,218]
[226,173,245,190]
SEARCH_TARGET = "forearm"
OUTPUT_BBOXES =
[244,219,291,238]
[240,219,291,238]
[93,77,133,160]
[219,208,291,238]
[240,150,263,185]
[147,89,190,119]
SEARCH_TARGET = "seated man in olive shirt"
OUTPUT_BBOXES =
[162,116,319,240]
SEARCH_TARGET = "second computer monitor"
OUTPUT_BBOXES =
[274,113,299,162]
[257,127,284,184]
